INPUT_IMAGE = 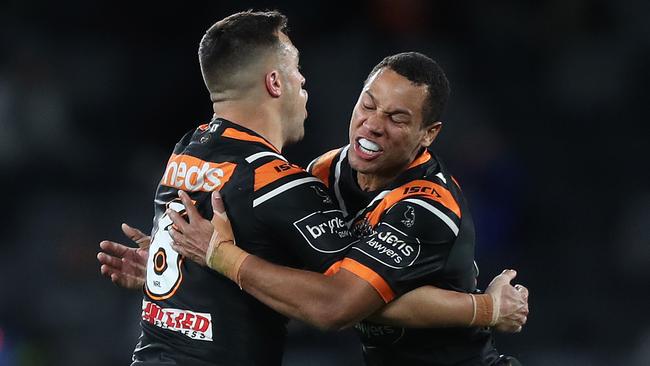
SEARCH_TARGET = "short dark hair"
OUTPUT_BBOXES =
[198,10,288,92]
[366,52,450,127]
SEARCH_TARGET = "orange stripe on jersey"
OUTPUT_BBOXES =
[222,128,280,153]
[407,149,432,170]
[254,159,304,191]
[160,154,237,192]
[340,258,395,303]
[310,148,340,187]
[323,260,342,276]
[366,179,461,226]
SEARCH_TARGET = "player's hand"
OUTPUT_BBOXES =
[206,190,235,248]
[168,190,214,266]
[485,269,529,333]
[97,223,150,289]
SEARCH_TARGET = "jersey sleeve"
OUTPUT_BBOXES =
[306,148,341,188]
[251,158,355,273]
[341,197,461,302]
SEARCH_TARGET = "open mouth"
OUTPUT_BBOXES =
[354,137,383,159]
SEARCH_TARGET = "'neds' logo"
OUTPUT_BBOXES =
[161,154,236,192]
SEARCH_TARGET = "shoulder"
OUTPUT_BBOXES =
[365,173,464,242]
[395,178,462,219]
[161,122,287,193]
[306,146,347,187]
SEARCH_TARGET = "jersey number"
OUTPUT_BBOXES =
[145,200,186,300]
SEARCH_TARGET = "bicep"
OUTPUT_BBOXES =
[321,267,386,329]
[238,255,384,330]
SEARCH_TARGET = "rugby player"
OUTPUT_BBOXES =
[97,11,527,366]
[169,52,528,365]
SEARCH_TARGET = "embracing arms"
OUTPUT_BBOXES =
[97,190,528,332]
[168,191,529,332]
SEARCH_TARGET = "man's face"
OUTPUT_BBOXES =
[277,32,308,144]
[348,68,437,179]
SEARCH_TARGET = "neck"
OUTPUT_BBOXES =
[356,148,427,191]
[212,99,284,151]
[356,172,395,192]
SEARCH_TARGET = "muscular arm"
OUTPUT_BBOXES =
[237,256,524,331]
[239,257,384,331]
[369,285,474,327]
[237,256,489,330]
[170,191,527,332]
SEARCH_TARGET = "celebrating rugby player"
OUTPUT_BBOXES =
[98,10,528,366]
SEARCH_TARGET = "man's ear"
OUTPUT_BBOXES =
[421,121,442,147]
[265,70,282,98]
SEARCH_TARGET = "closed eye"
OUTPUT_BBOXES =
[390,114,410,123]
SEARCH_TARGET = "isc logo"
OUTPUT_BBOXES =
[402,186,442,197]
[273,163,294,173]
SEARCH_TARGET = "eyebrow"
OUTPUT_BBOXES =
[365,91,412,116]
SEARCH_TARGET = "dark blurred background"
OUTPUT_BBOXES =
[1,0,649,365]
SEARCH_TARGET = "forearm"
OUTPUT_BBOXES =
[368,286,471,327]
[238,256,375,330]
[205,238,495,330]
[369,286,494,328]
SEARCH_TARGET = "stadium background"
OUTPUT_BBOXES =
[1,0,649,365]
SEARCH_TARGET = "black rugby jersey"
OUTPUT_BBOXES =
[308,145,501,366]
[134,119,353,366]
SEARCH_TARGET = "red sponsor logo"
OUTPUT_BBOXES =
[142,300,213,341]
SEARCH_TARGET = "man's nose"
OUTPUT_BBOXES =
[362,114,384,137]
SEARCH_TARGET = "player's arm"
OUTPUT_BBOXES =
[167,190,384,330]
[231,239,524,332]
[369,271,528,332]
[232,251,526,331]
[170,191,526,331]
[238,255,385,330]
